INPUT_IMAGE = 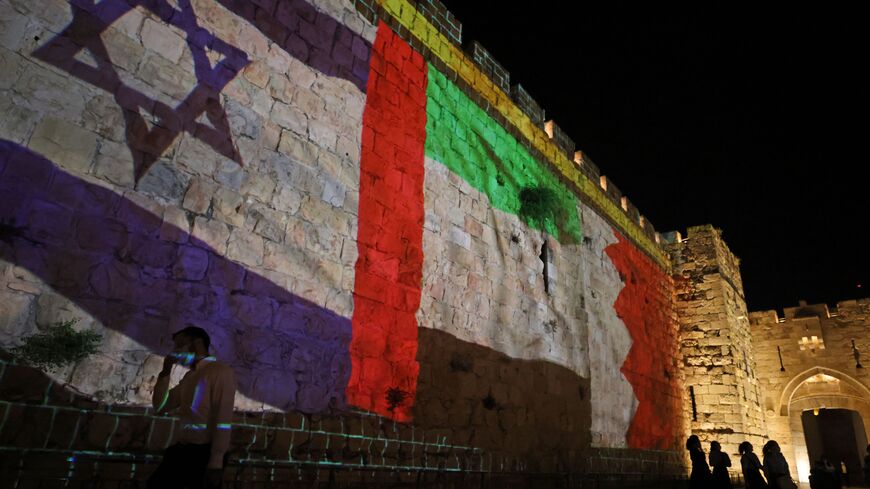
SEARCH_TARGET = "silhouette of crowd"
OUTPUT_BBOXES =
[687,436,797,489]
[688,437,870,489]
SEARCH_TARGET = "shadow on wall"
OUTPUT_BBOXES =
[414,327,592,473]
[0,140,351,413]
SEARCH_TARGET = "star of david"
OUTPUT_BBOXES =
[33,0,249,181]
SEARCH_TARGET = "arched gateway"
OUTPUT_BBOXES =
[750,302,870,483]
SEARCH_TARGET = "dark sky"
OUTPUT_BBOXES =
[439,2,868,312]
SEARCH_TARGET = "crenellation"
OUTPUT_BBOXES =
[544,119,575,158]
[467,40,510,93]
[510,82,546,125]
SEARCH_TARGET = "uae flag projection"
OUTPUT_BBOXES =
[349,18,679,450]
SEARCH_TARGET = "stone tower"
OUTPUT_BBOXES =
[666,225,766,453]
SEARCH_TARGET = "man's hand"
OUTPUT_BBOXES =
[159,354,175,377]
[205,468,223,489]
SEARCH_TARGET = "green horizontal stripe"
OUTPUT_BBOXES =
[424,65,581,243]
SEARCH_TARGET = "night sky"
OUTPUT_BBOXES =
[439,2,867,312]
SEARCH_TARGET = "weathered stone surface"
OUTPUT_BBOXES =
[28,117,98,174]
[136,52,197,104]
[226,228,265,268]
[271,101,308,136]
[101,26,146,73]
[277,129,318,166]
[159,206,190,244]
[192,216,230,254]
[0,3,29,53]
[182,177,218,214]
[139,18,187,64]
[225,98,262,140]
[137,160,190,202]
[94,139,135,187]
[0,48,21,90]
[0,292,35,342]
[0,95,39,144]
[172,245,209,281]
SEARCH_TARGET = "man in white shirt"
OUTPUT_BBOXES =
[147,326,236,489]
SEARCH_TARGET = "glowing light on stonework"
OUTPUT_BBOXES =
[799,336,825,352]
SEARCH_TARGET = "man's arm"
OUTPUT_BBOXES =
[207,366,236,469]
[152,356,180,413]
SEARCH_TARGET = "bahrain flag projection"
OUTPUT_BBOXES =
[0,0,681,450]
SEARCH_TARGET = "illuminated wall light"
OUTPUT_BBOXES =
[620,196,629,212]
[654,233,661,244]
[573,150,584,168]
[599,175,607,191]
[544,120,555,139]
[639,216,645,227]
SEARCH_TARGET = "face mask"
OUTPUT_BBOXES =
[171,351,196,367]
[172,343,196,367]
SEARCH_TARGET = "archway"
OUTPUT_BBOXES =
[780,369,870,483]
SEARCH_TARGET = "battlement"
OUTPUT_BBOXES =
[356,0,667,260]
[750,298,870,326]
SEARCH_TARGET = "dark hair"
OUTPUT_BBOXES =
[686,435,701,451]
[762,440,779,456]
[172,326,210,351]
[710,441,721,451]
[739,441,752,455]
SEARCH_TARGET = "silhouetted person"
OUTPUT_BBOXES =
[809,459,827,489]
[739,442,768,489]
[709,441,733,488]
[820,456,842,489]
[762,440,795,489]
[148,326,236,489]
[687,435,712,489]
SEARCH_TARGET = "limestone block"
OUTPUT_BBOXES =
[242,60,270,89]
[212,187,246,227]
[0,95,39,144]
[0,48,21,91]
[172,245,209,281]
[192,216,229,254]
[93,139,135,188]
[247,205,288,243]
[0,3,29,53]
[14,62,90,122]
[138,161,190,202]
[215,160,245,191]
[278,129,318,167]
[140,18,186,64]
[271,101,309,136]
[28,117,98,174]
[225,98,262,140]
[159,206,190,244]
[321,178,346,208]
[0,291,36,343]
[175,135,222,176]
[226,228,264,268]
[240,171,276,204]
[182,177,218,214]
[135,52,197,105]
[101,27,146,73]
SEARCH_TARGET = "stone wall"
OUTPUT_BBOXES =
[667,225,766,457]
[0,0,688,482]
[750,298,870,482]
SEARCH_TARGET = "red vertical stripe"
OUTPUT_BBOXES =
[347,22,428,422]
[605,231,683,449]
